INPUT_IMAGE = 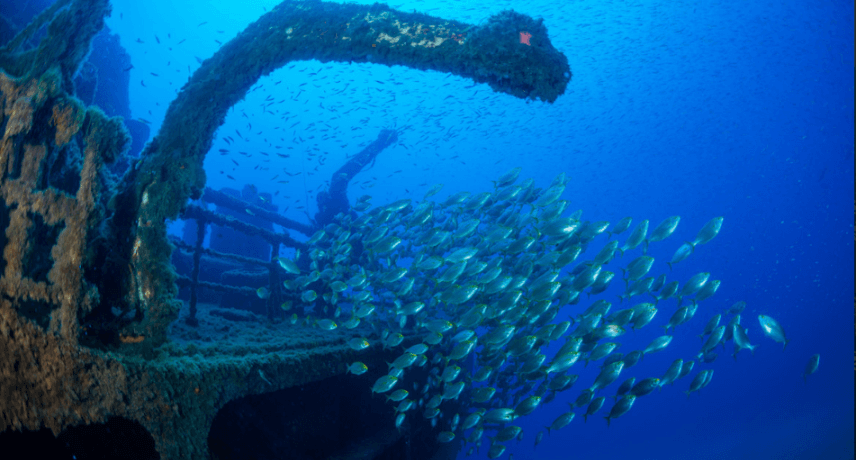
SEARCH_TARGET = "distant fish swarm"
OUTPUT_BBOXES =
[270,166,797,457]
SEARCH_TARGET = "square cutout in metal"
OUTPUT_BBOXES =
[22,212,65,283]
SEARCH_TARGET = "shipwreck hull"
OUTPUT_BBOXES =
[0,0,568,458]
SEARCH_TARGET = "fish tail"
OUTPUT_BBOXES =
[783,340,789,351]
[685,390,691,399]
[666,262,673,271]
[604,416,611,427]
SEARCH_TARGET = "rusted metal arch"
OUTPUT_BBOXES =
[109,0,571,351]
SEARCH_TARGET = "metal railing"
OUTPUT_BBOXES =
[176,187,314,325]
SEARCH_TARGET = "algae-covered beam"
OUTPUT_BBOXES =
[315,128,399,226]
[175,275,258,297]
[201,187,315,236]
[172,239,271,268]
[0,0,110,93]
[182,204,306,251]
[0,0,74,55]
[111,0,570,349]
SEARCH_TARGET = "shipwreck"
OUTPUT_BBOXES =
[0,0,570,458]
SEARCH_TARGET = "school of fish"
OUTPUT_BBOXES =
[266,167,805,458]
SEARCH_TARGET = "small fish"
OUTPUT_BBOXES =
[301,290,317,303]
[385,332,404,348]
[589,361,624,393]
[494,166,523,188]
[341,316,360,329]
[371,375,399,394]
[619,220,649,254]
[495,425,522,442]
[583,397,606,422]
[629,378,661,397]
[487,444,506,459]
[731,324,756,359]
[513,395,541,416]
[644,335,673,355]
[423,183,444,199]
[609,217,633,237]
[758,314,789,350]
[648,216,681,244]
[692,217,724,246]
[685,370,710,398]
[347,362,368,375]
[484,408,516,424]
[803,354,820,383]
[660,359,683,386]
[315,319,337,330]
[604,395,636,427]
[389,353,418,370]
[699,325,726,356]
[698,314,722,341]
[437,431,455,443]
[348,338,369,351]
[615,377,636,398]
[471,387,496,403]
[667,242,694,270]
[387,389,409,402]
[727,301,747,315]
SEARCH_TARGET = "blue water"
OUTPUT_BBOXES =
[106,0,853,458]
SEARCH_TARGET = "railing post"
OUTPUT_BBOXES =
[268,242,281,321]
[186,218,206,326]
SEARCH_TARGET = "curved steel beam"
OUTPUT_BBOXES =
[111,0,571,349]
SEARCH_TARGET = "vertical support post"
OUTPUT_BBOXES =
[186,218,206,326]
[268,241,280,321]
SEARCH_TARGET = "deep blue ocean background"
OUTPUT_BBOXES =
[83,0,856,458]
